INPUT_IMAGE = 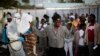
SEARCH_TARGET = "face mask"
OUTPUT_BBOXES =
[7,18,12,22]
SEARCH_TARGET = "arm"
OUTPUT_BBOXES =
[96,24,100,45]
[74,31,80,46]
[32,26,47,38]
[63,26,69,37]
[84,25,88,45]
[7,31,19,41]
[63,26,69,41]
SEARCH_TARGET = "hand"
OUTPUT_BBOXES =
[18,37,24,42]
[93,45,98,50]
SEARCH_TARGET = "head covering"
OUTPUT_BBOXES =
[18,13,33,34]
[26,14,33,22]
[14,13,21,19]
[69,15,75,19]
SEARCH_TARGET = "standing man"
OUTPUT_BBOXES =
[38,19,48,55]
[85,14,100,56]
[34,12,69,56]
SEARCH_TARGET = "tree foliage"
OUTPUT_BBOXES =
[0,0,20,8]
[22,0,29,3]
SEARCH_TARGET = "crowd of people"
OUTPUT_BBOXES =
[0,11,100,56]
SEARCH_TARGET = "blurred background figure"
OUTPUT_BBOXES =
[64,22,74,56]
[85,14,100,56]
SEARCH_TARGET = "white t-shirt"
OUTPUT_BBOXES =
[79,29,84,46]
[38,23,47,31]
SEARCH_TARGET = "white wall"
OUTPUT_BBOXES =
[84,0,100,5]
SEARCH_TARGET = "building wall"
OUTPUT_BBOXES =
[1,5,100,22]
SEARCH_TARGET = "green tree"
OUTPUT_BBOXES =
[22,0,29,3]
[0,0,20,8]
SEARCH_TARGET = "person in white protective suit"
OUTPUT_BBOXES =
[18,13,37,56]
[17,13,33,34]
[6,13,26,56]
